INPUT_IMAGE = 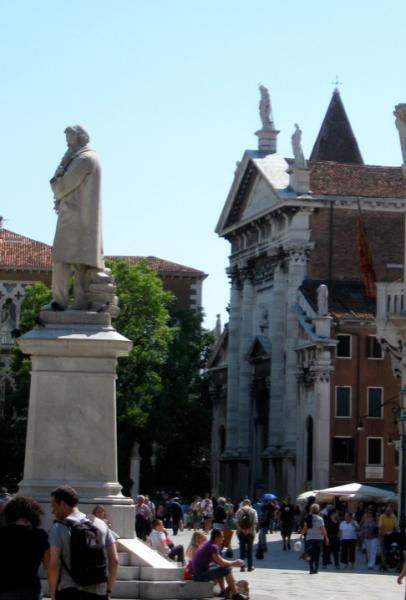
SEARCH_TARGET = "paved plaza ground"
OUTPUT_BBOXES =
[173,527,404,600]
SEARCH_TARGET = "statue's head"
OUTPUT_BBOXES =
[64,125,90,148]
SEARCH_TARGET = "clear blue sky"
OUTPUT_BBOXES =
[1,0,405,328]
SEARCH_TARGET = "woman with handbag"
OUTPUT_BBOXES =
[300,503,329,575]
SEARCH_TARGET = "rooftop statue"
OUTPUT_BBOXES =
[291,123,307,168]
[317,284,329,317]
[43,125,118,314]
[259,85,273,129]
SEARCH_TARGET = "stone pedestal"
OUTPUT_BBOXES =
[17,310,135,537]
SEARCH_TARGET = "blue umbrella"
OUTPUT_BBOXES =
[260,493,277,502]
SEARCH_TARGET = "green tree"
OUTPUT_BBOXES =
[150,307,215,495]
[107,260,174,493]
[0,282,51,489]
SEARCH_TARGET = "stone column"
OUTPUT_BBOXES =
[238,274,254,451]
[312,366,332,489]
[18,310,135,538]
[267,266,286,448]
[225,277,241,452]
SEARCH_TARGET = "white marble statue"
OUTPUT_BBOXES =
[259,85,273,129]
[44,125,112,312]
[317,284,329,317]
[291,123,307,168]
[394,104,406,165]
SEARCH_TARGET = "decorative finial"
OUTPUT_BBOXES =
[215,313,222,338]
[331,75,342,90]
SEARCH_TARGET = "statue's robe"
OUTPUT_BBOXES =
[51,145,104,269]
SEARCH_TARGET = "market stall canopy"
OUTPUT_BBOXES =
[296,490,319,502]
[316,483,397,501]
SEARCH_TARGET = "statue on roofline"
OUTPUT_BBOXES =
[291,123,307,169]
[259,84,273,129]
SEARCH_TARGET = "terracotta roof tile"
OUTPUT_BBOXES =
[0,229,52,270]
[106,256,207,277]
[309,161,406,198]
[0,229,206,278]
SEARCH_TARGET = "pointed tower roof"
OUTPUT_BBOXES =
[310,89,363,164]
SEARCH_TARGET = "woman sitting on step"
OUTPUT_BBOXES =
[147,519,185,564]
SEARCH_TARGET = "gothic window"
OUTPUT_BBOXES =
[335,386,351,417]
[1,299,16,345]
[336,334,352,359]
[332,437,354,464]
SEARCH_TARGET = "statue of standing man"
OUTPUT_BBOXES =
[44,125,115,312]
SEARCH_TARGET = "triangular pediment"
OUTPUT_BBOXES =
[240,173,279,221]
[247,335,272,361]
[215,151,290,235]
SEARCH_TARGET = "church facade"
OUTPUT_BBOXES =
[210,88,405,500]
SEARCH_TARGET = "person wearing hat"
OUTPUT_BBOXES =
[168,497,184,535]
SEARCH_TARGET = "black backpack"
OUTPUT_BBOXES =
[238,508,254,529]
[59,517,108,586]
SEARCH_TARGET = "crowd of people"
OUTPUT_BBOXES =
[0,484,405,600]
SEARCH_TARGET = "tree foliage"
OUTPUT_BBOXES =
[0,282,51,489]
[106,260,174,491]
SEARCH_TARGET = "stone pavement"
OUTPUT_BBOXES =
[172,527,403,600]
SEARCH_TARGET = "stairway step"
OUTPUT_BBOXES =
[118,565,141,580]
[117,566,140,581]
[139,566,184,581]
[139,580,213,599]
[118,552,129,566]
[111,580,140,599]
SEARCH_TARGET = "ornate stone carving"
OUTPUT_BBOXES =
[44,125,118,316]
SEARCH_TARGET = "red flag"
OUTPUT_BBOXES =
[358,215,376,299]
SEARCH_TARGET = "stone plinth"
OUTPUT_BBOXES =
[18,310,135,537]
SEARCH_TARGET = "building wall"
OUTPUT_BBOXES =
[309,207,404,282]
[330,326,399,489]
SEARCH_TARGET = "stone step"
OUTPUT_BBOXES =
[111,580,140,599]
[118,565,141,580]
[41,577,212,600]
[118,552,129,566]
[139,566,184,581]
[138,580,213,599]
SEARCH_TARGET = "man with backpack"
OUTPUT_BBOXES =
[48,486,119,600]
[235,499,257,572]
